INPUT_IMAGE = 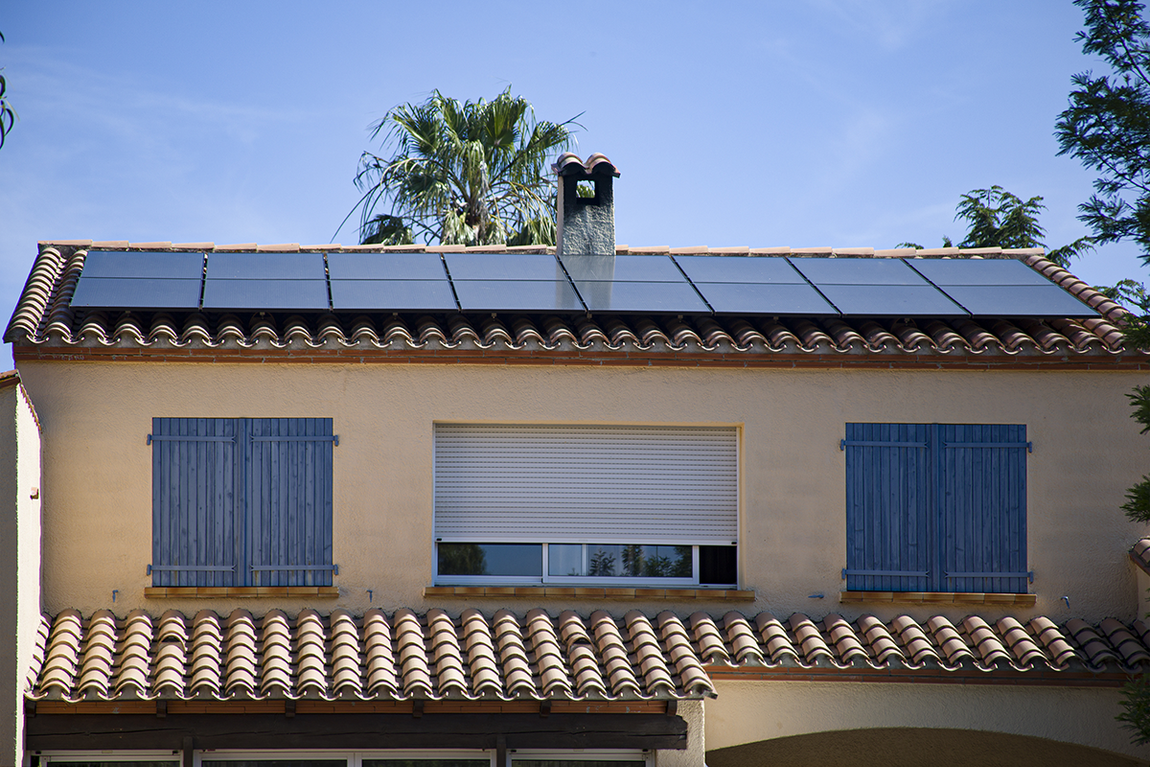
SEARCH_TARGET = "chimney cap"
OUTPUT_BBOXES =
[554,152,620,179]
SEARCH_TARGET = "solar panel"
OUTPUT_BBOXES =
[696,283,838,315]
[454,280,583,312]
[561,254,685,282]
[789,257,925,285]
[331,280,457,311]
[674,256,806,284]
[444,254,562,281]
[202,279,329,310]
[206,252,326,280]
[909,258,1053,286]
[70,277,202,309]
[940,285,1099,317]
[82,250,204,279]
[328,252,446,281]
[574,281,710,313]
[816,285,967,316]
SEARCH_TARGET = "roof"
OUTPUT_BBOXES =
[5,242,1140,364]
[26,607,1148,704]
[1130,537,1150,576]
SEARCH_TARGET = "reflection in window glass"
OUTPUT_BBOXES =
[512,762,645,767]
[365,761,489,767]
[204,762,346,767]
[585,545,690,578]
[48,763,178,767]
[548,544,583,576]
[437,543,541,576]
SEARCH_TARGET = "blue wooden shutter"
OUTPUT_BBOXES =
[248,418,334,586]
[939,424,1028,593]
[844,423,932,592]
[151,418,238,587]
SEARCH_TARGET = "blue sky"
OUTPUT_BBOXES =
[0,1,1145,368]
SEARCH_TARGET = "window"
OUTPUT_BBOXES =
[150,418,335,587]
[843,423,1029,594]
[433,424,738,587]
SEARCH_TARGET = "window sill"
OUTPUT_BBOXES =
[840,591,1036,607]
[424,586,755,601]
[145,586,340,598]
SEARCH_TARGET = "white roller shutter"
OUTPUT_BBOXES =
[433,424,738,545]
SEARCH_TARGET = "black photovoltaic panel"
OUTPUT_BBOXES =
[909,258,1052,286]
[560,254,685,282]
[65,249,1100,320]
[790,257,926,286]
[327,252,447,281]
[331,280,458,311]
[817,285,967,316]
[70,277,203,309]
[940,285,1099,317]
[444,254,562,281]
[82,250,204,279]
[675,256,806,284]
[454,280,583,312]
[574,281,710,313]
[206,252,326,280]
[556,254,617,282]
[696,283,838,315]
[202,279,329,310]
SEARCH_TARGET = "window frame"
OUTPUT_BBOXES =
[432,423,740,589]
[37,750,652,767]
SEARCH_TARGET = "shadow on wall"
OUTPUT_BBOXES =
[705,728,1147,767]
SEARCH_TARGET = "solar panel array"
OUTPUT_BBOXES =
[69,250,1100,318]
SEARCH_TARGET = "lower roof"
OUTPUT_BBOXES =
[26,606,1147,705]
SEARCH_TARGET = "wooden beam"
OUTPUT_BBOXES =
[26,713,687,752]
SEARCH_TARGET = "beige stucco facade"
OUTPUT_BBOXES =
[705,679,1150,764]
[0,380,41,767]
[14,357,1149,761]
[14,359,1147,621]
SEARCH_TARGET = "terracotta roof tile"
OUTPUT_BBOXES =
[26,608,1149,703]
[13,245,1131,361]
[1130,538,1150,575]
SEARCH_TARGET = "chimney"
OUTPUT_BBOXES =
[554,153,620,256]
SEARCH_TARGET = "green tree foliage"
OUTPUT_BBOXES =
[1119,674,1150,744]
[0,31,16,149]
[899,186,1095,267]
[1122,386,1150,525]
[1055,0,1150,264]
[1120,383,1150,743]
[436,543,487,576]
[342,88,579,246]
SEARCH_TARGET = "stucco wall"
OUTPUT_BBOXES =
[0,381,42,767]
[14,360,1148,621]
[705,679,1150,761]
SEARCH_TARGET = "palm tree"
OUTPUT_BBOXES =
[341,88,579,246]
[0,31,17,150]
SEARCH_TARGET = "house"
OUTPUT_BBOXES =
[3,152,1150,766]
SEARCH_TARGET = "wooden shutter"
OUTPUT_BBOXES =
[151,418,238,587]
[248,418,335,586]
[939,424,1028,594]
[433,424,738,545]
[844,423,932,592]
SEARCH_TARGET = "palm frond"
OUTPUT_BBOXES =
[338,87,577,245]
